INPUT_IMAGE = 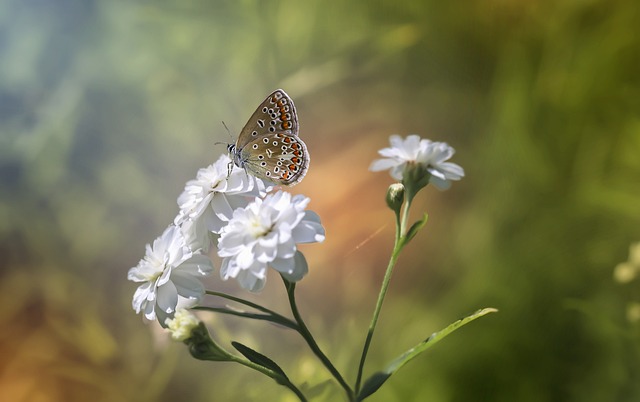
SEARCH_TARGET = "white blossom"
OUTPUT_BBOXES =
[370,135,464,190]
[175,154,268,252]
[128,225,213,323]
[217,191,325,292]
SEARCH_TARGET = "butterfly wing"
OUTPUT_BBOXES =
[236,89,299,150]
[240,132,309,186]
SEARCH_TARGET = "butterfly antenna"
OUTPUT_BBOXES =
[222,121,233,141]
[214,121,235,147]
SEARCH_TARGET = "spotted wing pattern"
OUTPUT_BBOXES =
[231,89,308,186]
[240,132,309,186]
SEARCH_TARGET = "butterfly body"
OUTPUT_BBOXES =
[228,89,309,186]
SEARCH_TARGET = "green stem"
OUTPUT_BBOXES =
[230,355,308,402]
[400,195,413,236]
[204,290,298,328]
[206,290,282,315]
[355,193,414,393]
[192,306,298,330]
[283,278,356,401]
[354,237,404,393]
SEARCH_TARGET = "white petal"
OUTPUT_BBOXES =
[369,158,399,172]
[255,236,278,263]
[438,161,465,178]
[292,218,325,243]
[403,135,422,151]
[127,263,147,282]
[302,210,321,224]
[270,256,295,275]
[388,135,405,149]
[236,247,255,269]
[389,165,405,181]
[220,257,239,280]
[429,175,452,190]
[210,193,235,221]
[132,282,153,313]
[156,281,178,314]
[171,271,205,299]
[178,254,214,276]
[143,300,156,321]
[277,239,296,259]
[278,251,308,282]
[237,269,266,292]
[277,223,293,243]
[427,167,447,181]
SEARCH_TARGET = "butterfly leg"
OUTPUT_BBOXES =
[226,160,234,179]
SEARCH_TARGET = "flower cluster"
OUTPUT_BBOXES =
[128,154,325,325]
[129,135,463,327]
[128,131,482,402]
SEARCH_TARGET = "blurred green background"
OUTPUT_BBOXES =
[1,0,639,401]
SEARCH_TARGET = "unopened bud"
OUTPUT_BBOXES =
[386,183,405,213]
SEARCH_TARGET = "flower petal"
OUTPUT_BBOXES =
[237,269,266,292]
[369,158,399,172]
[156,280,179,314]
[171,271,205,300]
[292,215,325,243]
[278,251,308,282]
[178,254,214,276]
[270,256,295,275]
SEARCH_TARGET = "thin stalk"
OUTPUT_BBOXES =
[192,306,298,330]
[355,193,414,393]
[284,278,356,401]
[400,195,413,235]
[354,237,404,393]
[206,290,283,316]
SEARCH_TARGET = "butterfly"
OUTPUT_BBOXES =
[227,89,309,186]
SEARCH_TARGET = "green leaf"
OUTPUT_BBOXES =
[357,308,498,401]
[357,372,392,401]
[404,213,428,243]
[231,341,289,383]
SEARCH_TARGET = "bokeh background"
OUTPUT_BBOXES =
[1,0,639,401]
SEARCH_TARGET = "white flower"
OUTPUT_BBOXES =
[217,191,325,292]
[370,135,464,190]
[165,308,200,341]
[175,154,268,252]
[128,225,214,323]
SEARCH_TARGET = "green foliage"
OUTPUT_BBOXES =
[358,309,498,401]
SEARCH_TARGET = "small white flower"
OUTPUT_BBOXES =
[217,191,325,292]
[175,154,268,252]
[128,225,214,323]
[370,135,464,190]
[165,308,200,341]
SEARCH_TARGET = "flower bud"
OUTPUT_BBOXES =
[183,322,234,361]
[165,309,200,341]
[385,183,405,214]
